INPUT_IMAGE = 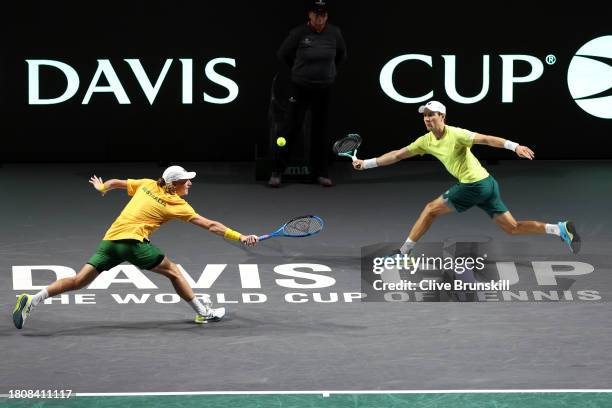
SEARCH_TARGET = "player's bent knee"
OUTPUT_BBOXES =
[164,264,183,281]
[424,202,437,215]
[71,276,84,290]
[502,223,519,235]
[169,271,183,281]
[75,276,91,290]
[425,202,446,217]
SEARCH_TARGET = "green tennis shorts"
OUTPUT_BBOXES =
[442,175,508,218]
[87,239,165,273]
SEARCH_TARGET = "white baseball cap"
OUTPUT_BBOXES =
[162,165,196,183]
[418,100,446,114]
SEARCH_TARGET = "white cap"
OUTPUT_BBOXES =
[162,165,196,183]
[418,100,446,114]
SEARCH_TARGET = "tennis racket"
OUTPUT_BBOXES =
[258,215,324,241]
[333,133,362,161]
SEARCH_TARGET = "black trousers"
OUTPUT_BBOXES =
[272,82,332,177]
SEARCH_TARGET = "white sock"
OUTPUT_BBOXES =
[31,288,49,307]
[400,238,416,255]
[188,298,211,316]
[545,223,561,236]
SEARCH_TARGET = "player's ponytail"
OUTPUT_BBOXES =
[157,178,177,194]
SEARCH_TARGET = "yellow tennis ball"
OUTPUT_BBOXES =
[276,137,286,147]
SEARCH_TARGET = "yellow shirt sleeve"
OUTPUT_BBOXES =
[127,179,151,196]
[170,203,198,222]
[454,127,476,147]
[407,135,428,156]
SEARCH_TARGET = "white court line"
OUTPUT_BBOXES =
[2,389,612,398]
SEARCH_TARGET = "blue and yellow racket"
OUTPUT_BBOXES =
[333,133,361,160]
[258,215,324,241]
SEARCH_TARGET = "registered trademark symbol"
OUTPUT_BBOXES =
[545,54,557,65]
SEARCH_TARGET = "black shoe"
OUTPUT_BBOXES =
[317,176,333,187]
[268,173,282,188]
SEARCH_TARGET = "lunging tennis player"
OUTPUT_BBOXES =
[352,101,580,256]
[13,165,258,329]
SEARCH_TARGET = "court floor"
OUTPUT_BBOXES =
[2,160,611,394]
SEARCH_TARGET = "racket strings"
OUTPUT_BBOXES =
[333,134,361,154]
[284,216,324,236]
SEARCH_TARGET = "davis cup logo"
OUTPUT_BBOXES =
[567,35,612,119]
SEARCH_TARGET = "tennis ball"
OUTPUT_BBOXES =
[276,137,287,147]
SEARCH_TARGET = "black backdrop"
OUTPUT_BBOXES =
[2,2,611,162]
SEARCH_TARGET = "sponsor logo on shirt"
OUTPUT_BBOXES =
[142,186,167,207]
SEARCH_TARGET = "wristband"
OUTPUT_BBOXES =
[99,183,106,193]
[362,158,378,169]
[504,140,519,152]
[224,228,242,241]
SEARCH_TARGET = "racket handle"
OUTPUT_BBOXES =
[258,234,272,241]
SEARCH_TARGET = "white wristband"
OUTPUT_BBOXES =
[363,158,378,169]
[504,140,519,152]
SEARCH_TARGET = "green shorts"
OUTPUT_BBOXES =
[87,240,165,273]
[442,175,508,218]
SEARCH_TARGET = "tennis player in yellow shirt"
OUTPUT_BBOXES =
[13,165,258,329]
[353,101,580,256]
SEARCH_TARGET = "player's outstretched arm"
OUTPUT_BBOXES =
[189,215,258,247]
[473,134,535,160]
[89,175,128,196]
[353,146,415,170]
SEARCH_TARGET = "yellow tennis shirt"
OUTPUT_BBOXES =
[103,179,198,241]
[407,125,489,183]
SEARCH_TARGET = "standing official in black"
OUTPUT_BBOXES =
[269,0,347,187]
